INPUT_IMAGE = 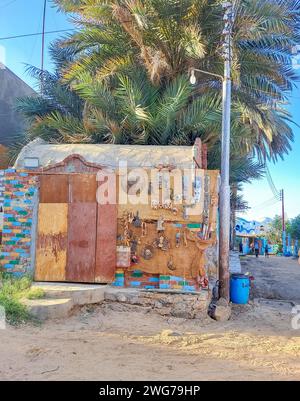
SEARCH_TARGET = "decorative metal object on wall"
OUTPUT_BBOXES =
[175,230,181,248]
[151,198,178,216]
[133,211,142,228]
[141,244,154,260]
[167,256,176,271]
[130,238,138,254]
[163,199,172,209]
[157,216,165,231]
[172,207,178,216]
[141,222,147,237]
[122,212,130,246]
[151,199,159,209]
[128,212,134,224]
[183,229,188,247]
[202,173,211,240]
[174,193,182,203]
[153,234,170,251]
[131,254,139,264]
[194,175,202,203]
[116,246,131,268]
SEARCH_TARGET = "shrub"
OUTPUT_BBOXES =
[0,293,30,326]
[0,275,33,325]
[26,288,45,300]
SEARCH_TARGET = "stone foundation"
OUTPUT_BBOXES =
[104,287,211,319]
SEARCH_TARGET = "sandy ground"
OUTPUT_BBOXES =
[0,256,299,381]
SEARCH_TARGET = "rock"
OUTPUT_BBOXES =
[104,292,116,302]
[216,297,229,307]
[212,305,231,322]
[153,301,163,309]
[172,304,194,319]
[160,329,182,337]
[156,307,172,316]
[116,294,127,303]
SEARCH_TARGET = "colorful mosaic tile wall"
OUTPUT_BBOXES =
[112,269,205,292]
[0,169,37,275]
[112,269,159,289]
[159,275,199,291]
[126,270,160,289]
[0,171,4,208]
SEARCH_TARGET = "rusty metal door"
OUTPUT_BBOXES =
[66,203,97,282]
[95,203,117,283]
[66,174,97,282]
[36,173,116,283]
[35,175,69,282]
[39,174,69,203]
[35,205,69,283]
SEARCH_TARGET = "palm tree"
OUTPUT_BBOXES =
[16,43,85,144]
[18,60,266,157]
[16,0,299,199]
[53,0,300,161]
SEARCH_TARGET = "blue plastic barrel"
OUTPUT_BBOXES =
[230,274,250,304]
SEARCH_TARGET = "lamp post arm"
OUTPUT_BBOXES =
[190,68,224,82]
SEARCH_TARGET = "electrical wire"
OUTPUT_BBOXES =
[251,196,280,211]
[0,29,75,41]
[250,165,282,212]
[265,166,281,200]
[0,0,18,9]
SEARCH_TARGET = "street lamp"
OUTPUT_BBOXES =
[190,69,197,85]
[189,68,224,84]
[189,1,235,302]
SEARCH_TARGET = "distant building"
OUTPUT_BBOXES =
[0,64,36,146]
[235,217,277,255]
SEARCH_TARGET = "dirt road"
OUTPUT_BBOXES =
[241,255,300,302]
[0,298,299,381]
[0,256,299,381]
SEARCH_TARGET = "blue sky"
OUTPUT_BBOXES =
[242,92,300,222]
[0,0,73,89]
[0,0,299,221]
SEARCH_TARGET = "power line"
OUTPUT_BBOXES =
[265,166,281,200]
[0,0,17,9]
[252,196,280,211]
[0,29,75,41]
[41,0,47,93]
[28,3,45,65]
[253,196,277,208]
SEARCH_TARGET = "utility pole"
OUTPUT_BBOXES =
[280,189,286,255]
[219,1,235,301]
[189,2,235,301]
[41,0,47,93]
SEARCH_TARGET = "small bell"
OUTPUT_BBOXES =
[167,256,176,271]
[157,216,165,231]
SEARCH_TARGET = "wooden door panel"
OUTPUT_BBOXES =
[95,204,117,283]
[39,175,69,203]
[35,203,68,282]
[66,203,97,282]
